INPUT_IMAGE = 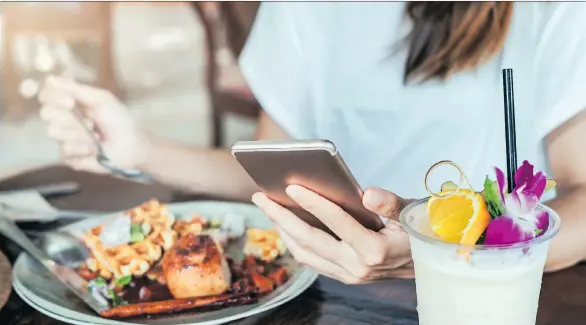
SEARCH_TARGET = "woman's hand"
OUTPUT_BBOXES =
[38,76,151,173]
[251,185,414,284]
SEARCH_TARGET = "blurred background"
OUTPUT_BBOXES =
[0,2,260,179]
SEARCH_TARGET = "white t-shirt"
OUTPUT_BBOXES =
[239,2,586,200]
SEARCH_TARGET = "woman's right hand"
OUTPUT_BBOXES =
[39,77,151,174]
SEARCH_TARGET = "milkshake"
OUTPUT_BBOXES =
[400,160,561,325]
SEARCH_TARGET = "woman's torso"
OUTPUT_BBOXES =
[242,3,563,200]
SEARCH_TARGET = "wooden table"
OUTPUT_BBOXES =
[0,166,584,325]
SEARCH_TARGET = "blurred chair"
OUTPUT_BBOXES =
[192,2,261,148]
[1,2,122,119]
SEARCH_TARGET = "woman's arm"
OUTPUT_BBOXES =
[147,2,313,201]
[38,76,288,201]
[41,3,299,202]
[543,110,586,271]
[528,3,586,271]
[138,112,290,201]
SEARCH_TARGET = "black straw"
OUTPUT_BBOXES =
[502,68,517,193]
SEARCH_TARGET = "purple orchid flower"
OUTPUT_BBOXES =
[484,160,550,245]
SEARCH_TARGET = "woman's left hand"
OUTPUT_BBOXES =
[251,185,414,284]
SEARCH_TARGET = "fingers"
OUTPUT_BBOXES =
[284,185,413,269]
[40,104,73,123]
[38,87,75,111]
[251,193,363,284]
[273,225,362,284]
[43,107,98,146]
[43,108,94,134]
[250,193,344,261]
[254,190,393,277]
[252,190,415,284]
[42,103,99,161]
[45,76,113,107]
[41,76,134,140]
[285,185,378,255]
[278,222,413,282]
[362,191,412,265]
[362,187,406,220]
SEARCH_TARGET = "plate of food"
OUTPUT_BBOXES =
[12,200,318,325]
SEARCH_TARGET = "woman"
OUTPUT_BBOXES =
[39,2,586,283]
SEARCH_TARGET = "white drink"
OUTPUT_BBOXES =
[401,201,561,325]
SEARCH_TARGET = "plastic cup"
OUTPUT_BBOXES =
[400,198,561,325]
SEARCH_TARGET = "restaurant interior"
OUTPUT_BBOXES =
[0,2,258,179]
[1,2,585,325]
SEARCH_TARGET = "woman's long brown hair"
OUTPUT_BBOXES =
[403,1,513,83]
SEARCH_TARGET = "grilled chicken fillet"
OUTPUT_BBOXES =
[162,234,231,299]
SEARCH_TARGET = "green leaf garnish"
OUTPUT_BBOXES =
[130,223,142,234]
[130,223,145,243]
[483,176,505,218]
[535,229,544,236]
[209,218,222,229]
[93,276,106,286]
[130,231,145,243]
[115,275,132,287]
[108,289,127,307]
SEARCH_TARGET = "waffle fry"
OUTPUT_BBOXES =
[173,216,207,237]
[243,229,287,262]
[81,199,178,279]
[128,199,176,230]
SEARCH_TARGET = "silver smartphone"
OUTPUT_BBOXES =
[231,139,384,238]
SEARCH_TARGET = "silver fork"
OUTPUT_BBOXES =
[0,216,109,313]
[72,110,152,181]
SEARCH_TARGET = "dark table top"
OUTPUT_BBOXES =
[0,165,585,325]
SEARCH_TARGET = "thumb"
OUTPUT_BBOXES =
[362,187,407,220]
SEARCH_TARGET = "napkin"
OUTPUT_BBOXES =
[0,191,57,222]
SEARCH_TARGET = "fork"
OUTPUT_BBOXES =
[72,110,152,182]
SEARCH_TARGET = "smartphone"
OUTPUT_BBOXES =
[230,139,385,238]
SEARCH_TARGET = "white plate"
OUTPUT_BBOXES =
[12,269,317,325]
[12,201,318,325]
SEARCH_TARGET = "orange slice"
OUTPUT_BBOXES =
[426,189,490,245]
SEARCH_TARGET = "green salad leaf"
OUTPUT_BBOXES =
[130,232,145,243]
[115,275,132,287]
[108,289,127,307]
[483,176,505,218]
[130,223,145,243]
[130,223,142,234]
[93,276,106,286]
[209,218,222,229]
